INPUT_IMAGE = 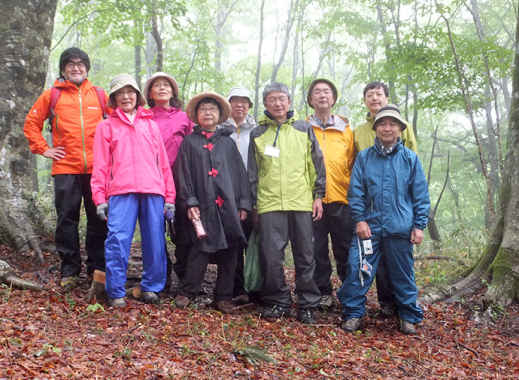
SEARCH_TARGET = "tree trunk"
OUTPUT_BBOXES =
[270,0,298,83]
[253,0,265,121]
[150,0,163,72]
[423,13,519,307]
[0,0,57,259]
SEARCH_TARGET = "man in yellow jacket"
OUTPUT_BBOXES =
[307,78,355,309]
[353,81,418,316]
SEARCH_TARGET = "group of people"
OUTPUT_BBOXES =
[24,47,430,335]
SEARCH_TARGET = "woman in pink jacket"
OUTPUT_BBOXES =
[91,74,176,307]
[143,72,194,287]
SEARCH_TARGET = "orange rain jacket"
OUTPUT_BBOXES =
[24,78,108,175]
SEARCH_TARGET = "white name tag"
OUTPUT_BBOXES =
[264,145,280,157]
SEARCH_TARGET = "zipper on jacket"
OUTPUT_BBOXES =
[78,87,88,173]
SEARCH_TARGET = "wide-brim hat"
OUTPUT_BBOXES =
[107,73,146,108]
[228,86,253,107]
[143,72,179,103]
[373,104,407,130]
[186,92,231,124]
[307,78,338,108]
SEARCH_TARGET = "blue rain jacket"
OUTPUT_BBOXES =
[348,140,430,238]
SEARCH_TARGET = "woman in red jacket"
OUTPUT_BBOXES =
[91,74,176,307]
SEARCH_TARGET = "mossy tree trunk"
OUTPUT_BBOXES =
[423,14,519,307]
[0,0,58,257]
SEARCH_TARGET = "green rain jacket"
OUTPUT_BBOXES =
[353,112,418,153]
[248,113,326,214]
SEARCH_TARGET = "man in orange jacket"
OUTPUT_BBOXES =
[24,47,108,290]
[307,78,355,309]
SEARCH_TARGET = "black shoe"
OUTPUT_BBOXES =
[261,305,289,320]
[297,308,316,324]
[141,291,159,304]
[340,318,362,332]
[232,294,250,305]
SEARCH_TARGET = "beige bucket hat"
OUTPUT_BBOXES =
[107,73,146,108]
[373,104,407,130]
[185,92,231,124]
[143,72,179,104]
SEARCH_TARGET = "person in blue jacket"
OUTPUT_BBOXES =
[338,104,430,335]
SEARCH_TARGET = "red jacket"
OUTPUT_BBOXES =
[24,78,108,175]
[91,107,176,206]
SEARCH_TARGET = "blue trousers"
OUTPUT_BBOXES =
[337,236,423,324]
[105,194,167,299]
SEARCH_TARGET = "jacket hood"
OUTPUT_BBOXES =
[53,77,93,91]
[194,123,234,137]
[112,106,153,124]
[149,105,182,116]
[309,114,348,132]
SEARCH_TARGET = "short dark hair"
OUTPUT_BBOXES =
[59,47,91,76]
[363,81,389,98]
[195,97,221,116]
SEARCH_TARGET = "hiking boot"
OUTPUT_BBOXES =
[400,319,416,335]
[319,294,334,309]
[60,276,79,291]
[340,318,362,332]
[297,308,316,324]
[175,295,191,308]
[141,291,159,305]
[379,304,397,317]
[232,293,250,305]
[108,297,126,308]
[261,305,289,320]
[216,300,235,314]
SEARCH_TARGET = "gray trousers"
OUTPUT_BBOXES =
[259,211,320,309]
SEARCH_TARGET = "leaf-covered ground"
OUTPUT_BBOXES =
[0,245,518,379]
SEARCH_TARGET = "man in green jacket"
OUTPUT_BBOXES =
[248,82,326,324]
[353,81,418,317]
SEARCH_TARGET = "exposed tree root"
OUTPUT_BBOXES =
[0,259,44,291]
[421,274,484,304]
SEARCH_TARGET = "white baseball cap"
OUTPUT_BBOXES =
[228,87,253,107]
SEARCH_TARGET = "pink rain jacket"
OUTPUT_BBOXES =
[149,106,194,166]
[91,106,176,205]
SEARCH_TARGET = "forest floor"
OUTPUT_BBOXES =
[0,244,518,379]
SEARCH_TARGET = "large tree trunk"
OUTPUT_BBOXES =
[423,14,519,307]
[0,0,58,259]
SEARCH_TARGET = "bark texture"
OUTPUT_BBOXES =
[0,0,58,254]
[423,14,519,307]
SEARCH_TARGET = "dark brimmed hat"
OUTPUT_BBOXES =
[307,78,338,108]
[373,104,407,131]
[107,73,146,108]
[186,92,231,124]
[143,72,179,104]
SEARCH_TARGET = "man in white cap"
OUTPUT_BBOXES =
[226,87,257,304]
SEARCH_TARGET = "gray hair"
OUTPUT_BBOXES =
[263,82,291,103]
